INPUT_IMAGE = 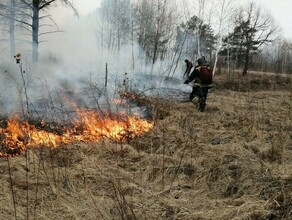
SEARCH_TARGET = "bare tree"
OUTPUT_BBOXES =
[16,0,78,63]
[99,0,132,52]
[134,0,177,64]
[221,2,279,75]
[277,40,292,74]
[0,0,18,57]
[211,0,235,76]
[269,39,292,74]
[196,0,206,57]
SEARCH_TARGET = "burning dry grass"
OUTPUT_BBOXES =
[0,110,153,157]
[0,72,291,219]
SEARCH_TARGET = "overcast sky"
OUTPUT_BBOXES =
[71,0,291,39]
[240,0,292,39]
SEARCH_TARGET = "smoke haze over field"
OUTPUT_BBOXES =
[0,5,188,117]
[2,0,290,117]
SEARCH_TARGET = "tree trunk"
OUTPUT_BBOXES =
[152,25,160,65]
[32,4,39,63]
[152,40,158,64]
[9,0,15,57]
[242,48,250,76]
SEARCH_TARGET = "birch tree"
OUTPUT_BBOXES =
[134,0,177,64]
[99,0,132,52]
[0,0,19,57]
[211,0,235,76]
[196,0,207,57]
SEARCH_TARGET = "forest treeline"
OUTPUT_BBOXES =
[0,0,291,75]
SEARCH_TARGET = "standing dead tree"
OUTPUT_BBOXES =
[0,0,78,63]
[20,0,78,63]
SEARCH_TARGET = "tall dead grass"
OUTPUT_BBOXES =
[0,72,291,219]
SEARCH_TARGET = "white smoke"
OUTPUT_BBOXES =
[0,6,189,119]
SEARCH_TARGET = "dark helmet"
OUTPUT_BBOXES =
[185,59,189,63]
[197,57,205,65]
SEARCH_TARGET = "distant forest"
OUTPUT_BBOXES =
[0,0,291,75]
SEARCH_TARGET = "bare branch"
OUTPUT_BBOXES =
[19,0,33,9]
[38,30,65,36]
[0,13,32,27]
[39,0,57,10]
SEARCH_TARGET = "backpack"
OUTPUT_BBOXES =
[199,66,213,85]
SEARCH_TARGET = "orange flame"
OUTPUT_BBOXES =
[112,98,127,105]
[0,109,153,157]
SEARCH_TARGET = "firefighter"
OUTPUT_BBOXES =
[183,59,193,78]
[184,57,213,112]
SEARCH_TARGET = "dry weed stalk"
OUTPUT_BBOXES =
[7,157,18,220]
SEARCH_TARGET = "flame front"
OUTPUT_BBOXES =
[0,110,153,157]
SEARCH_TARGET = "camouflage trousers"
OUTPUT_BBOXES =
[189,85,212,112]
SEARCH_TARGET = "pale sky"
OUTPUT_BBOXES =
[240,0,292,39]
[71,0,291,39]
[73,0,101,15]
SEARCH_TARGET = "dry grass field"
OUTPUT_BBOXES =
[0,72,291,220]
